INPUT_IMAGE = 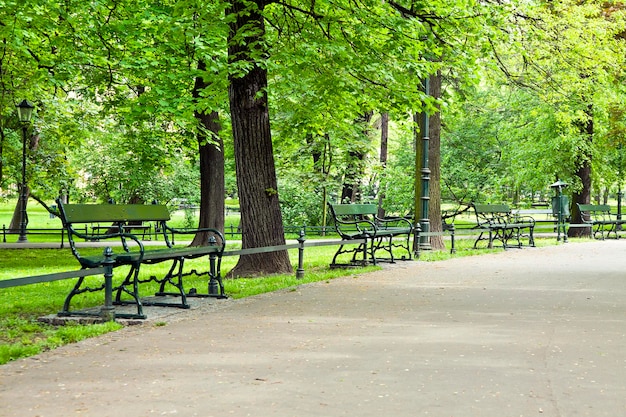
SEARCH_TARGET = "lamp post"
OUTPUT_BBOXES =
[416,78,431,252]
[16,99,34,243]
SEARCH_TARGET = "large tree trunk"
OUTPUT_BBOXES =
[191,60,225,246]
[428,72,445,250]
[568,105,593,238]
[227,0,292,276]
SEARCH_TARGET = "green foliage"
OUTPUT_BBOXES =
[278,177,325,226]
[377,125,416,215]
[3,0,626,236]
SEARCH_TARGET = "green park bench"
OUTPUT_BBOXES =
[90,222,152,240]
[56,199,226,319]
[473,203,535,249]
[328,203,413,267]
[577,203,626,240]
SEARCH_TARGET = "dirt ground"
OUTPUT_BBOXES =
[1,240,626,417]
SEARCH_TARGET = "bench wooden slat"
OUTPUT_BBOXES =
[330,204,379,217]
[62,204,171,223]
[474,204,511,214]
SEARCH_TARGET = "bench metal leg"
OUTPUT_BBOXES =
[151,258,190,308]
[371,236,396,263]
[371,233,412,264]
[185,253,227,299]
[113,265,147,318]
[60,267,147,320]
[330,240,369,268]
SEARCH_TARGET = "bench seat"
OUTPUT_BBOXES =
[78,246,222,268]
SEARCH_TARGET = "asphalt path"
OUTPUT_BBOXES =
[1,240,625,417]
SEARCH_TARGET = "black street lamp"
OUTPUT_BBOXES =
[16,99,34,243]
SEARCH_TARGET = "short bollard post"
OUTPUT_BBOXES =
[208,236,219,296]
[296,230,306,279]
[449,223,456,254]
[100,247,116,322]
[413,222,422,259]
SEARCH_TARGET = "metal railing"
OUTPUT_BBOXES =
[2,225,67,246]
[0,236,368,321]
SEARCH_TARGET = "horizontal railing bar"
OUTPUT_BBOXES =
[0,267,106,289]
[223,244,300,257]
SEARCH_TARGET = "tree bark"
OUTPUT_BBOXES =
[428,72,445,250]
[568,105,593,238]
[227,0,292,276]
[191,60,225,246]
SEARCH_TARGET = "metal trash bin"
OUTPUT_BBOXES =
[550,180,569,242]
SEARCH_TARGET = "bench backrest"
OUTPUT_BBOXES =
[577,204,610,213]
[473,204,511,214]
[57,202,171,225]
[329,204,378,217]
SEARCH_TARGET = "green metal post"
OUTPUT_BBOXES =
[551,180,568,242]
[100,247,116,321]
[208,236,219,296]
[296,230,305,279]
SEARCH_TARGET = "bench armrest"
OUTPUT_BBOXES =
[510,214,535,225]
[374,216,413,230]
[476,213,507,227]
[333,218,377,239]
[161,225,226,249]
[69,228,145,265]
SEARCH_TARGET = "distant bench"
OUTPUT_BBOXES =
[473,203,535,249]
[56,199,226,319]
[513,209,554,222]
[328,203,413,267]
[90,223,153,240]
[577,204,626,239]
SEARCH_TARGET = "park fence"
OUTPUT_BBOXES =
[0,235,368,321]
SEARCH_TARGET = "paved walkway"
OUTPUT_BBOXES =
[1,240,626,417]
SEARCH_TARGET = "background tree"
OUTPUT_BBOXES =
[484,0,626,236]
